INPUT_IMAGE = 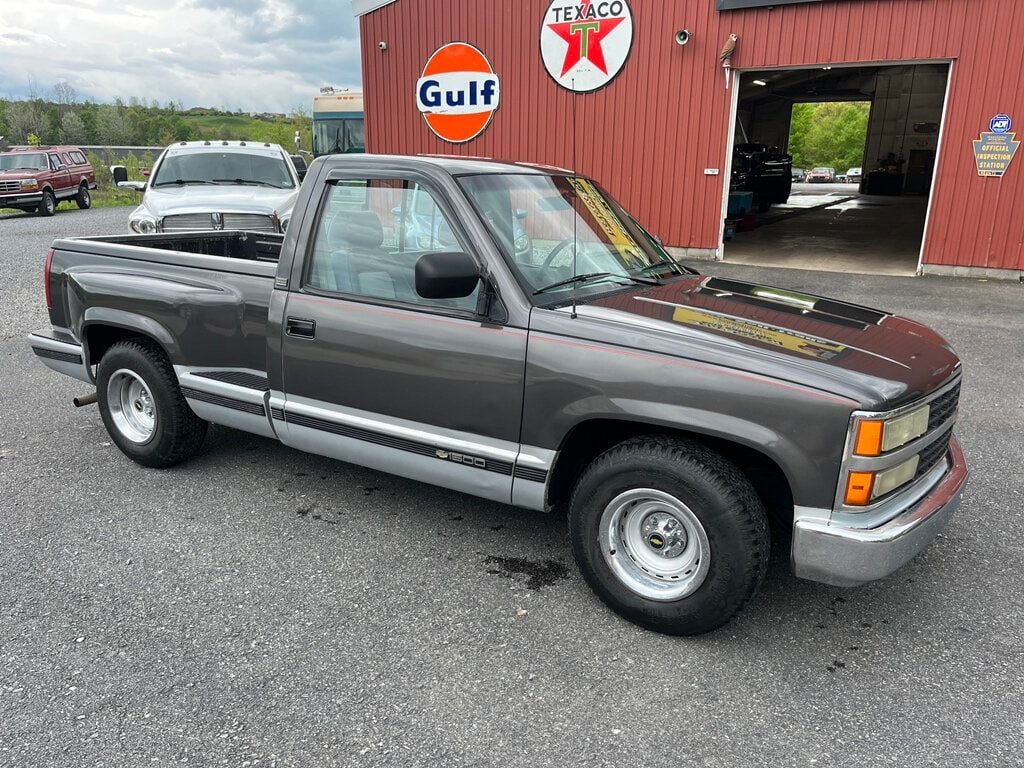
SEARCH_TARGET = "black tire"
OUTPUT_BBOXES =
[76,184,92,209]
[38,190,56,217]
[96,339,207,468]
[569,436,770,636]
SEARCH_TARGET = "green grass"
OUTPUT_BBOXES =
[90,188,141,209]
[179,114,311,149]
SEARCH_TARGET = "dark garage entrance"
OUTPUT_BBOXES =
[722,63,951,276]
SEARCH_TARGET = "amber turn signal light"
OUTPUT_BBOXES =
[844,471,875,506]
[854,420,884,457]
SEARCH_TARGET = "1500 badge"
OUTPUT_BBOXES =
[436,449,487,469]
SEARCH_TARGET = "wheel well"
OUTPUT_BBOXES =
[547,419,794,531]
[84,325,164,368]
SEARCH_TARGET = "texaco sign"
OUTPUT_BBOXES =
[540,0,634,92]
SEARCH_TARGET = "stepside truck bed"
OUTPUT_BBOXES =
[33,231,283,384]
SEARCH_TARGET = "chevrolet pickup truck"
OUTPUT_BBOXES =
[29,154,967,635]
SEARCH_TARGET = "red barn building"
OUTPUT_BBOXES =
[353,0,1024,279]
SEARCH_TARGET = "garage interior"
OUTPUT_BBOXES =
[722,63,950,275]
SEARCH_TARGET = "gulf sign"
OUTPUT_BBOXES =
[416,43,500,143]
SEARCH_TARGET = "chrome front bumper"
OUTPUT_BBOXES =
[792,436,968,587]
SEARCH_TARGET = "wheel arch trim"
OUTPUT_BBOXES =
[546,409,808,511]
[80,309,180,368]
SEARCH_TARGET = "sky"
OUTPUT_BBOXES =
[0,0,363,112]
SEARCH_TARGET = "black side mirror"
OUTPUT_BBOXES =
[415,251,480,299]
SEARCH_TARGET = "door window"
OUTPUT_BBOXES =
[305,179,478,312]
[49,154,64,171]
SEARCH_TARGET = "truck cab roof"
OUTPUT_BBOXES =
[316,153,571,177]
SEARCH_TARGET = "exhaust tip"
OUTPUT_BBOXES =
[73,392,98,408]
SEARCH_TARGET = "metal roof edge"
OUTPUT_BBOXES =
[352,0,398,16]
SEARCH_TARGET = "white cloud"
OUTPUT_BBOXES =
[0,0,362,111]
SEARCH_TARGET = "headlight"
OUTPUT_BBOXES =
[845,455,920,505]
[131,216,159,234]
[20,179,39,190]
[853,405,930,456]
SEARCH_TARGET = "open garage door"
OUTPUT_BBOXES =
[722,62,951,276]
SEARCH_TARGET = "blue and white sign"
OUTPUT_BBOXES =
[990,114,1012,134]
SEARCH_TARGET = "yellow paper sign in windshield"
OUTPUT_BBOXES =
[568,178,644,267]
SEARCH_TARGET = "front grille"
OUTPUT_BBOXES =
[162,213,214,231]
[0,180,22,193]
[161,212,276,232]
[223,213,275,232]
[915,426,953,480]
[928,382,961,430]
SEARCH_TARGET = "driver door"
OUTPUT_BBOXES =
[277,175,528,504]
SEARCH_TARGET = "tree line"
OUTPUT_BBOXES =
[0,81,311,149]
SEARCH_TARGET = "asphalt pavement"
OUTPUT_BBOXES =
[2,205,1023,767]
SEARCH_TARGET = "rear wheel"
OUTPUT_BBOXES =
[569,436,770,636]
[96,339,207,468]
[76,184,92,209]
[37,190,56,217]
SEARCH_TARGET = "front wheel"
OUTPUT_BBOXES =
[37,190,56,217]
[96,339,207,468]
[569,436,770,635]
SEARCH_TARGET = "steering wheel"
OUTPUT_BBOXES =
[542,238,585,270]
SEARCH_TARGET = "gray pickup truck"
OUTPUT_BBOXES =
[29,155,967,635]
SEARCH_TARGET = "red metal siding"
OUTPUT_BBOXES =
[360,0,1024,273]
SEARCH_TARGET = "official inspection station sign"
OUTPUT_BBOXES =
[973,118,1020,178]
[541,0,634,92]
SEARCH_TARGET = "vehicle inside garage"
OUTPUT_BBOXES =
[723,63,950,275]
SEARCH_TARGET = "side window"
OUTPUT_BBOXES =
[305,178,478,312]
[49,154,63,171]
[60,153,72,165]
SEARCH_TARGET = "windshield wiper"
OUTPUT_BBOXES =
[533,272,659,296]
[633,258,699,276]
[153,179,219,187]
[213,178,285,188]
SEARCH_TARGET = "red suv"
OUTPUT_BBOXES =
[0,145,97,216]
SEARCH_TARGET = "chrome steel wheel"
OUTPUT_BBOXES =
[599,488,711,601]
[106,368,157,444]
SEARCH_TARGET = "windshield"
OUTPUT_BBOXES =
[152,150,294,188]
[313,118,365,156]
[458,173,691,301]
[0,153,48,171]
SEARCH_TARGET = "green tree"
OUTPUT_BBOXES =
[60,111,87,144]
[6,100,45,143]
[789,101,869,171]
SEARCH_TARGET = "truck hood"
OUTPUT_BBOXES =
[0,169,45,180]
[568,275,960,408]
[138,184,297,217]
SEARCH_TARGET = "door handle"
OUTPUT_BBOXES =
[286,317,316,339]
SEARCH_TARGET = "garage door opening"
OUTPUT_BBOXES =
[722,63,951,276]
